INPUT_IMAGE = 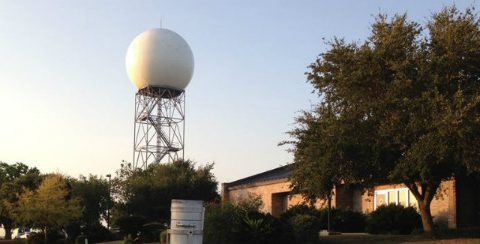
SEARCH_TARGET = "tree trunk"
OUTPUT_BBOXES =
[4,225,12,240]
[44,226,48,244]
[327,193,332,232]
[405,181,439,236]
[418,200,434,235]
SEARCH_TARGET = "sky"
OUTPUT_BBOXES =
[0,0,477,184]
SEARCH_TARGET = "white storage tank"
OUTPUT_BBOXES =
[168,199,204,244]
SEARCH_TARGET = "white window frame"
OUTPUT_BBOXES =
[373,187,413,209]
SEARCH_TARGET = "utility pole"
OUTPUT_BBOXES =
[106,174,112,230]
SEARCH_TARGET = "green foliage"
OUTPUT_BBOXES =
[70,175,111,227]
[285,6,480,233]
[26,232,45,244]
[14,174,81,243]
[81,223,112,243]
[280,204,318,221]
[203,203,241,244]
[332,208,366,232]
[160,229,168,244]
[238,211,293,244]
[67,175,112,241]
[279,204,366,243]
[123,234,134,244]
[0,162,41,239]
[286,213,321,244]
[112,159,218,239]
[203,202,294,244]
[74,235,87,244]
[235,194,264,212]
[366,204,422,234]
[115,215,146,239]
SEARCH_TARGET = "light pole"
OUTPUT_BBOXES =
[106,174,112,230]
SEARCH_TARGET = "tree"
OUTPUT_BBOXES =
[0,162,41,239]
[68,175,112,240]
[287,7,480,234]
[15,174,81,243]
[113,160,218,238]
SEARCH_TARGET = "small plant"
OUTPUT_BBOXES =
[74,235,87,244]
[123,234,134,244]
[159,229,168,244]
[366,204,422,234]
[25,232,44,244]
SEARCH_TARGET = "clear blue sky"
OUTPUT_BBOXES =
[0,0,476,183]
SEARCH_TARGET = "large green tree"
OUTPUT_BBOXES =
[287,7,480,234]
[113,160,218,238]
[0,162,41,239]
[15,174,81,243]
[67,175,112,240]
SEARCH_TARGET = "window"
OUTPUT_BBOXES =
[409,191,418,208]
[398,189,408,206]
[374,188,417,209]
[271,192,289,217]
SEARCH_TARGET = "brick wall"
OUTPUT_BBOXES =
[357,180,457,228]
[223,179,335,215]
[223,179,458,229]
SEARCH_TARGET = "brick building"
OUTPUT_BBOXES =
[222,165,480,229]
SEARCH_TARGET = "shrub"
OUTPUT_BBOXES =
[25,232,44,244]
[366,204,422,234]
[203,203,241,244]
[237,211,293,244]
[74,235,87,244]
[54,239,70,244]
[160,229,168,244]
[82,223,112,242]
[123,235,134,244]
[315,208,366,232]
[280,204,318,220]
[281,205,366,237]
[115,215,147,239]
[333,209,366,232]
[281,205,322,243]
[287,213,321,244]
[203,202,293,244]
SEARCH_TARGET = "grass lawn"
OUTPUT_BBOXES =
[0,241,24,244]
[318,233,480,244]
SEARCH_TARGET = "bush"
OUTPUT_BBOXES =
[203,203,241,244]
[25,232,44,244]
[74,235,87,244]
[160,229,168,244]
[54,239,70,244]
[115,215,147,239]
[316,208,366,232]
[237,211,294,244]
[335,209,366,232]
[281,204,366,239]
[287,214,321,244]
[280,204,318,221]
[366,204,422,234]
[82,223,112,242]
[203,202,293,244]
[281,205,322,243]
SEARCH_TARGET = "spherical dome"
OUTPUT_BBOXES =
[126,28,194,91]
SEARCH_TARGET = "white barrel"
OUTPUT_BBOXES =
[168,199,204,244]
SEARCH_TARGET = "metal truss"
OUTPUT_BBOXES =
[133,87,185,170]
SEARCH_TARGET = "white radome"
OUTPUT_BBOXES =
[126,28,194,91]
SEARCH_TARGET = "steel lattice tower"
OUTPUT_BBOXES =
[133,87,185,169]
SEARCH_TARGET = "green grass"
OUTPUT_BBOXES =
[317,233,480,244]
[0,241,24,244]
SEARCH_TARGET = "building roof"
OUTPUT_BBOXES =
[224,165,291,188]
